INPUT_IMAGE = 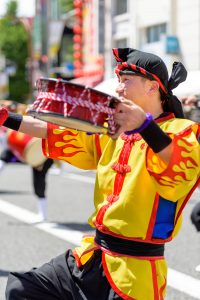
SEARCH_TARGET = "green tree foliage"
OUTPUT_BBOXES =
[0,0,30,102]
[6,0,17,17]
[59,0,74,14]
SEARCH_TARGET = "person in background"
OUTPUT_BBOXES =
[181,94,200,123]
[32,157,54,222]
[1,48,200,299]
[0,100,54,222]
[0,130,19,169]
[181,94,200,272]
[0,101,21,170]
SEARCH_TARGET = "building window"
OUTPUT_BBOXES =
[146,24,166,43]
[114,0,127,15]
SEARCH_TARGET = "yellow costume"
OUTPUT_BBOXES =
[42,113,200,300]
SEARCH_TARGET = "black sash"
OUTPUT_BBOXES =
[95,230,165,257]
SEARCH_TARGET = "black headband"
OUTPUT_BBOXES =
[112,48,188,118]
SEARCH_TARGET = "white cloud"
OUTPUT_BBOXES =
[0,0,35,17]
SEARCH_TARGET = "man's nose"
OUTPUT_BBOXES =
[115,82,125,94]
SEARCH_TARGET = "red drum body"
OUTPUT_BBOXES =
[27,78,119,134]
[7,130,46,167]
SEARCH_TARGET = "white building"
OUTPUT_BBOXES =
[102,0,200,79]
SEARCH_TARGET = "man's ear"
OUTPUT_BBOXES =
[148,80,160,94]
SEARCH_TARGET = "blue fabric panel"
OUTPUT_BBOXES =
[152,196,177,239]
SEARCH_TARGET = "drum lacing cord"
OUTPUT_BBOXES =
[35,92,116,115]
[32,92,117,133]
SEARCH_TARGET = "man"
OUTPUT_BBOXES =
[3,48,200,299]
[0,100,53,222]
[181,94,200,272]
[31,158,54,222]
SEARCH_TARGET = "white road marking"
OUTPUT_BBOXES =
[36,222,83,245]
[167,268,200,299]
[0,199,83,245]
[1,172,200,299]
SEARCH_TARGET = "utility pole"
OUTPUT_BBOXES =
[41,0,51,76]
[104,0,112,79]
[46,0,51,77]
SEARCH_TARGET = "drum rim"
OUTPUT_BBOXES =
[27,110,108,134]
[36,77,120,105]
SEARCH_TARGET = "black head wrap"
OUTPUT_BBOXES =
[112,48,187,118]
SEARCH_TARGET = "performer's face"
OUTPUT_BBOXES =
[116,74,158,110]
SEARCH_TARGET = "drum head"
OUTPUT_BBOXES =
[29,111,108,134]
[24,137,47,167]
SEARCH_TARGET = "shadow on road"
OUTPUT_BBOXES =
[0,190,31,195]
[6,221,95,233]
[56,222,94,232]
[0,269,10,277]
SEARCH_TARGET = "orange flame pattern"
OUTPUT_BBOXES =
[46,126,86,161]
[148,131,199,188]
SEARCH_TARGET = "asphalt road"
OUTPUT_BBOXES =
[0,162,199,300]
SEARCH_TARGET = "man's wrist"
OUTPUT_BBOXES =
[124,111,172,153]
[3,112,23,131]
[124,112,153,135]
[140,121,172,153]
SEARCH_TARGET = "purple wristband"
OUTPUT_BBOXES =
[124,112,153,135]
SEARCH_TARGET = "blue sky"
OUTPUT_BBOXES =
[0,0,35,17]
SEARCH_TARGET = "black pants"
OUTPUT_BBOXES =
[191,201,200,231]
[6,250,122,300]
[32,159,54,198]
[0,149,19,163]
